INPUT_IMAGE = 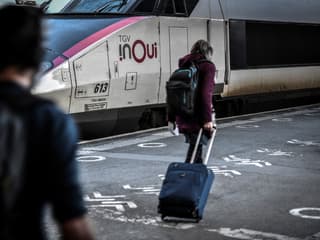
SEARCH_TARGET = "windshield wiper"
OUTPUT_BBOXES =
[44,47,69,60]
[117,0,128,11]
[40,0,52,12]
[95,0,127,13]
[15,0,37,6]
[15,0,52,11]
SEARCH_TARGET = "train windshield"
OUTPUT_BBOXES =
[56,0,134,14]
[0,0,134,13]
[0,0,199,16]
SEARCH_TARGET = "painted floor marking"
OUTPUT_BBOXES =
[158,174,165,180]
[290,208,320,220]
[91,208,196,230]
[236,124,260,129]
[77,156,106,162]
[272,118,293,122]
[224,155,272,168]
[92,152,181,163]
[208,166,242,178]
[84,192,137,212]
[152,132,174,137]
[207,228,301,240]
[257,148,293,157]
[77,150,96,155]
[137,142,167,148]
[287,139,320,147]
[90,204,320,238]
[123,184,160,195]
[159,167,242,180]
[82,134,172,151]
[91,192,126,199]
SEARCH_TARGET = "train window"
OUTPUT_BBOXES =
[246,22,320,67]
[154,0,198,16]
[164,0,174,14]
[229,21,247,69]
[185,0,198,15]
[134,0,157,12]
[164,0,187,15]
[174,0,186,14]
[230,20,320,69]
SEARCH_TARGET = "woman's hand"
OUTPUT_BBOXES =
[203,122,213,131]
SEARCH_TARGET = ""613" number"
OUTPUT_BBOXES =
[94,82,108,94]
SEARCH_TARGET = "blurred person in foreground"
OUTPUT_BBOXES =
[0,5,94,240]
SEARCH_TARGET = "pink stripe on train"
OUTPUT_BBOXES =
[53,16,146,67]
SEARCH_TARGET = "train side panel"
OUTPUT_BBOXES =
[224,19,320,97]
[208,19,227,95]
[225,67,320,97]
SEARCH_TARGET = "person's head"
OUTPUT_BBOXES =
[0,5,43,87]
[190,40,213,60]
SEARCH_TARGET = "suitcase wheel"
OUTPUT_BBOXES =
[161,215,166,221]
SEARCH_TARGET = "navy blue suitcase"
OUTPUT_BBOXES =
[158,128,216,221]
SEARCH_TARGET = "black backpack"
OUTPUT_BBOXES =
[166,59,212,118]
[0,100,27,239]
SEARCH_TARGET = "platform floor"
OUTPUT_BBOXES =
[51,104,320,240]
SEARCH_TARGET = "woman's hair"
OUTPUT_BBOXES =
[190,40,213,58]
[0,5,44,73]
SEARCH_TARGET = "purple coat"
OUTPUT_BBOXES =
[172,53,216,133]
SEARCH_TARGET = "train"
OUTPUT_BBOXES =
[4,0,320,137]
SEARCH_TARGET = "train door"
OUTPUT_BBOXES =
[158,18,207,103]
[169,27,189,74]
[69,41,110,113]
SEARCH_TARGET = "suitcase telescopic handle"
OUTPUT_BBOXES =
[190,128,203,164]
[190,127,217,165]
[204,127,216,165]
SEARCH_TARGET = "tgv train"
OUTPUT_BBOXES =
[6,0,320,137]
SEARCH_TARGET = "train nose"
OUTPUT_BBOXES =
[37,15,147,138]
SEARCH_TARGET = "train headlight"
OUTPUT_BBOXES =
[33,61,70,94]
[51,61,70,82]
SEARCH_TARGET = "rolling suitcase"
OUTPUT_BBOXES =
[158,127,216,222]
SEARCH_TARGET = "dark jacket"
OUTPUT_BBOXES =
[0,82,86,240]
[171,53,216,133]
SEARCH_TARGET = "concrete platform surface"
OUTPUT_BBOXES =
[51,104,320,240]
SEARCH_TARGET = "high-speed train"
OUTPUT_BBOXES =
[5,0,320,137]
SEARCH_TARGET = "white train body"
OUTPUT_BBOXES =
[27,0,320,135]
